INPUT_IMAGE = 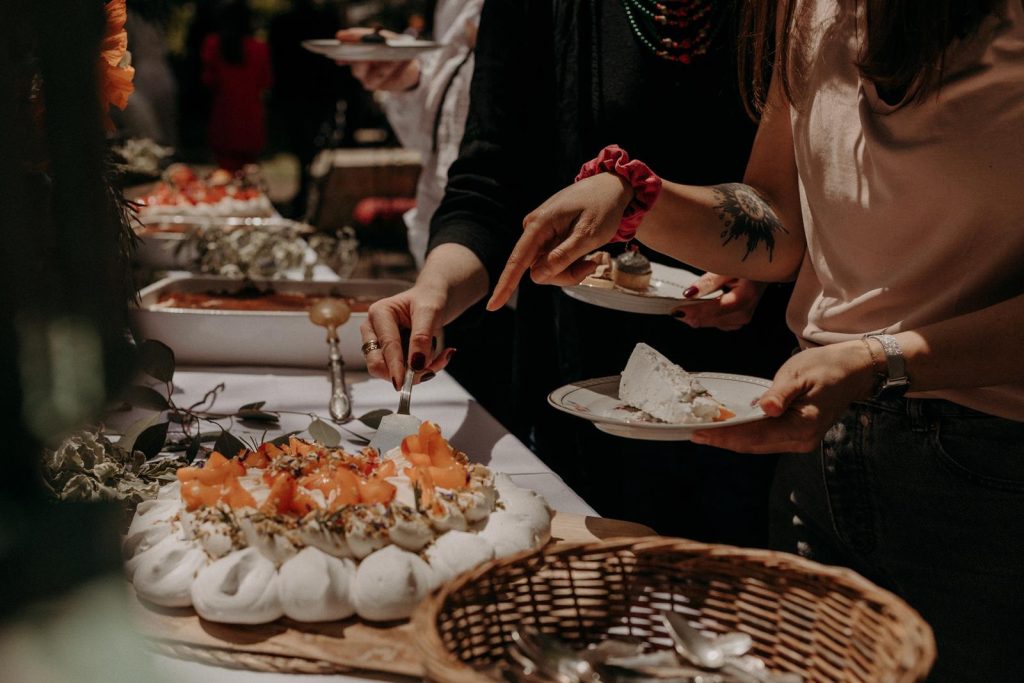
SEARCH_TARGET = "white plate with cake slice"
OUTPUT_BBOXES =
[547,344,771,441]
[562,258,723,315]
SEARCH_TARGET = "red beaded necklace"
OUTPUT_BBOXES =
[620,0,719,64]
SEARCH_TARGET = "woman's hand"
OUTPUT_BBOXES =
[487,173,633,310]
[336,28,420,91]
[672,274,767,331]
[691,341,878,454]
[360,283,456,390]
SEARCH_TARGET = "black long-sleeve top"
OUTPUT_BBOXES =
[429,0,758,286]
[425,0,796,542]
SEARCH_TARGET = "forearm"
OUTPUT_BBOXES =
[416,243,490,325]
[638,180,804,282]
[894,292,1024,392]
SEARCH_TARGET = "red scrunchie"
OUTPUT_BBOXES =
[575,144,662,242]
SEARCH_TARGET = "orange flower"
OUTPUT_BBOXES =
[99,0,134,127]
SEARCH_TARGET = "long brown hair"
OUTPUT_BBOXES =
[738,0,1003,119]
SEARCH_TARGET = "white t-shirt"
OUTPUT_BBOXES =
[379,0,483,267]
[788,0,1024,419]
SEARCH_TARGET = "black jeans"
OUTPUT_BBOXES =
[771,398,1024,682]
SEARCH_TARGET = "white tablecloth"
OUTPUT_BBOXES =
[145,366,595,682]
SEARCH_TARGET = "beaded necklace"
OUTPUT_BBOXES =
[620,0,719,63]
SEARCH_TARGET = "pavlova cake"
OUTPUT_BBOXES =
[123,423,551,623]
[620,343,735,424]
[137,165,274,221]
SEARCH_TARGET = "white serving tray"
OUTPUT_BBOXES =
[132,276,411,368]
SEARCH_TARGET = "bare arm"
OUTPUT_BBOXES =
[896,292,1024,391]
[361,243,488,387]
[694,292,1024,455]
[487,74,805,310]
[637,80,805,282]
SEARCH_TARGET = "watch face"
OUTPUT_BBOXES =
[876,377,910,399]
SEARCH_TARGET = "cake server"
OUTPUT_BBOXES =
[369,366,421,455]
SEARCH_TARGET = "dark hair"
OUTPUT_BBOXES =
[738,0,1003,119]
[218,0,253,66]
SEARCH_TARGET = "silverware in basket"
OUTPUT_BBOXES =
[508,628,729,683]
[659,613,802,683]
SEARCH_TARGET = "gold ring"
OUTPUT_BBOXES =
[361,340,382,355]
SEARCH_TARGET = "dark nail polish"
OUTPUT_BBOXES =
[420,372,436,383]
[683,286,699,298]
[672,310,686,319]
[431,337,438,350]
[410,352,426,371]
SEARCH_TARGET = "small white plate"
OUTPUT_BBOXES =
[548,373,771,441]
[562,262,722,315]
[302,39,442,62]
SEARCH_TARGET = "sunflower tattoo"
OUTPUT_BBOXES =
[711,183,787,261]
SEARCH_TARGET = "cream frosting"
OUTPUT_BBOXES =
[191,548,283,624]
[351,545,433,621]
[122,498,179,559]
[277,547,356,622]
[294,514,351,558]
[479,511,546,559]
[343,504,391,559]
[424,530,495,588]
[238,514,301,566]
[131,535,208,607]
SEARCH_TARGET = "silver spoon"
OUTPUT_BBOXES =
[659,613,800,683]
[308,298,352,423]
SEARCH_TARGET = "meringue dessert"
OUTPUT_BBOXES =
[611,249,652,292]
[619,343,735,424]
[123,424,551,624]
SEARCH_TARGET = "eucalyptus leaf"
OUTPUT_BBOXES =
[357,409,392,430]
[308,418,341,447]
[118,413,161,453]
[121,385,170,412]
[134,422,170,459]
[213,430,247,458]
[270,430,301,447]
[138,340,175,382]
[239,401,266,411]
[185,435,202,463]
[236,409,280,423]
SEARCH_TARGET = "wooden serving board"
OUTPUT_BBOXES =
[132,512,655,678]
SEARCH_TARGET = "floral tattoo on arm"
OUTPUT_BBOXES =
[711,183,788,261]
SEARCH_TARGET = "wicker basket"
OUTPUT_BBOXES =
[413,537,935,683]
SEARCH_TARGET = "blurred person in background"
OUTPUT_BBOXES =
[337,0,482,267]
[269,0,357,218]
[356,0,795,543]
[202,0,272,171]
[118,9,178,146]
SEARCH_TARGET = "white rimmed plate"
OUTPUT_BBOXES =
[561,262,722,315]
[547,373,771,441]
[302,39,442,62]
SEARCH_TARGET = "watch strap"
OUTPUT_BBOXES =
[864,333,910,396]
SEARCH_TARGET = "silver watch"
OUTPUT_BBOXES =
[864,333,910,398]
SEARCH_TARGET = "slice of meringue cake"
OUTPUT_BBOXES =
[618,343,734,423]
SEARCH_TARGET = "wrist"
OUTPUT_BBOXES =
[847,339,884,400]
[863,333,911,398]
[576,145,662,242]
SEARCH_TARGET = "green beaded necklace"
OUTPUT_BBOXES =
[621,0,718,64]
